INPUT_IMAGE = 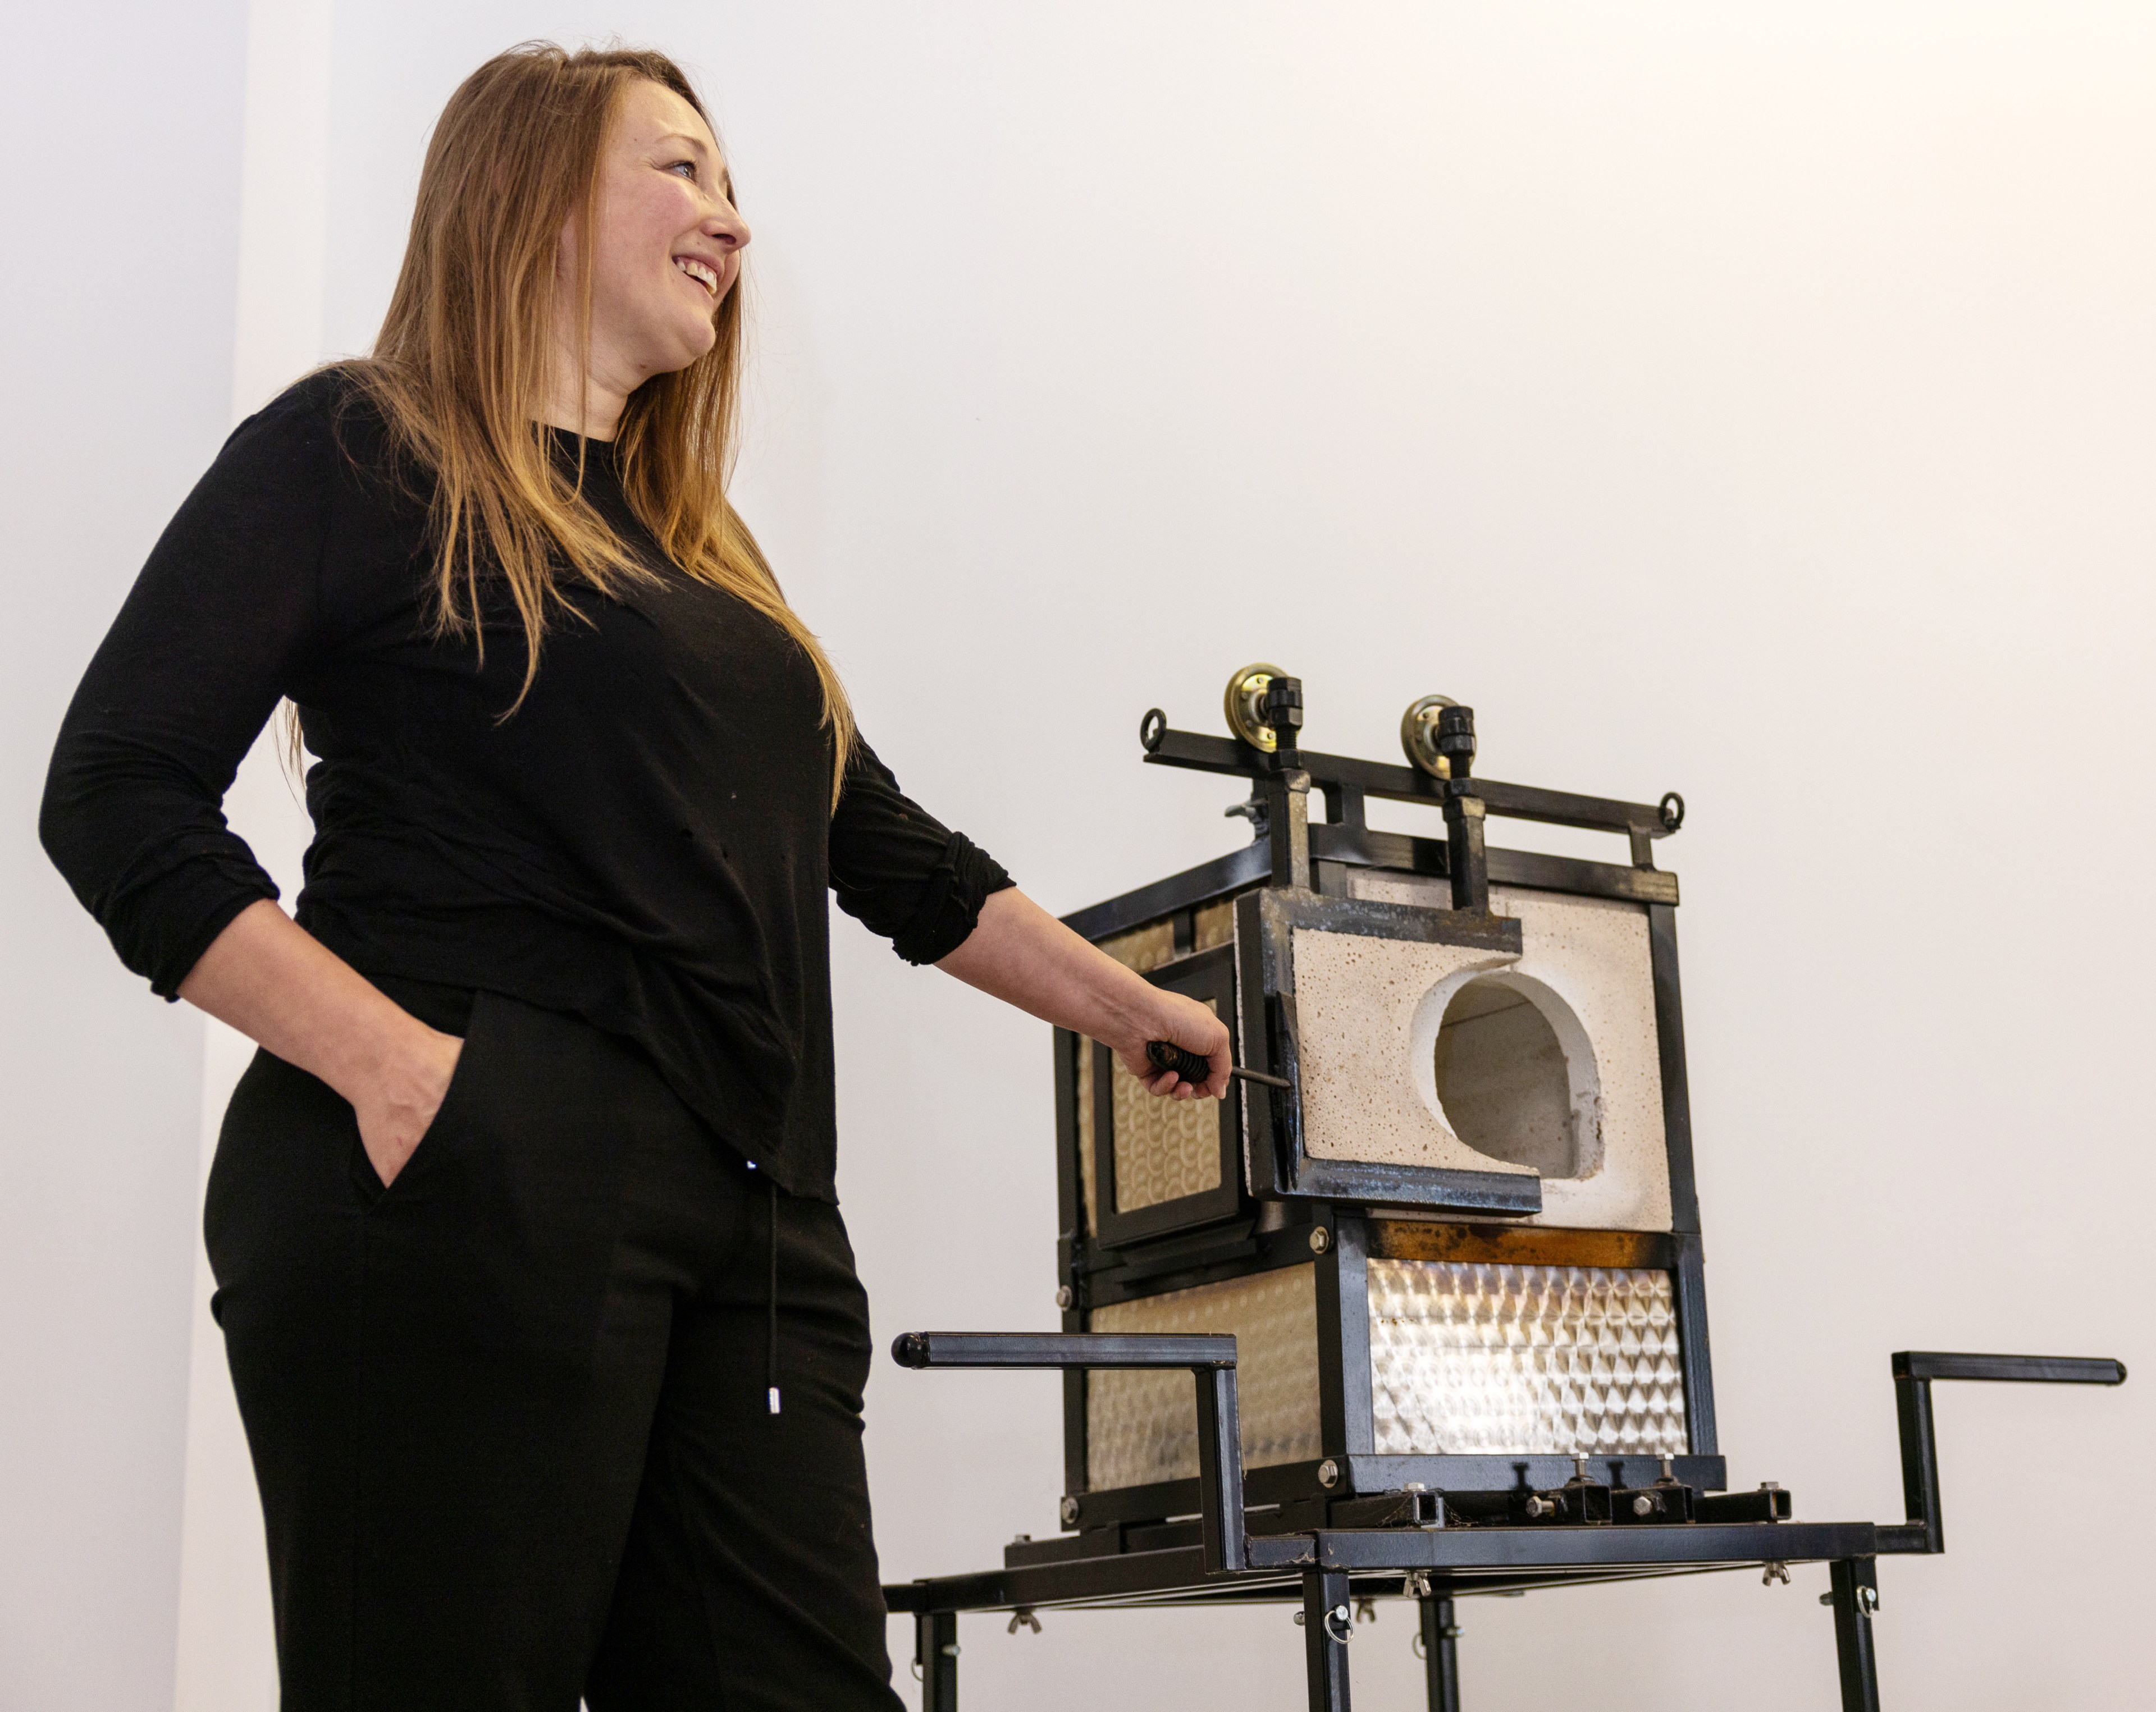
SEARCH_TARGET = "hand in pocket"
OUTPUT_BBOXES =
[354,1022,465,1187]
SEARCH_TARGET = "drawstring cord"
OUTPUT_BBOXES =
[766,1177,782,1416]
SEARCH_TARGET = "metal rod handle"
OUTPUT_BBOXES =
[1889,1349,2127,1554]
[890,1330,1246,1576]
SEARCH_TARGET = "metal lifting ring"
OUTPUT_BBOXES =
[1139,707,1167,753]
[1659,790,1686,833]
[1222,663,1289,752]
[1322,1604,1355,1645]
[1399,693,1459,778]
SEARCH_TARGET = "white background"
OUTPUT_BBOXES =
[3,3,2150,1708]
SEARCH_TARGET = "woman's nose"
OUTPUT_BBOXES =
[707,205,751,253]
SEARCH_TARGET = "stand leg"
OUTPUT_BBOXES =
[916,1610,958,1712]
[1419,1592,1460,1712]
[1302,1569,1353,1711]
[1827,1559,1881,1712]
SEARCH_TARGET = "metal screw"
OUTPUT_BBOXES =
[1632,1494,1655,1516]
[1309,1226,1331,1255]
[1573,1455,1591,1482]
[1403,1481,1427,1492]
[1524,1496,1554,1518]
[1860,1586,1880,1614]
[1293,1610,1305,1626]
[1318,1458,1341,1488]
[1054,1286,1073,1310]
[1659,1456,1676,1482]
[1059,1495,1080,1525]
[1011,1532,1032,1544]
[1762,1561,1790,1586]
[1007,1609,1042,1635]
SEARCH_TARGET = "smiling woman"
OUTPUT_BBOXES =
[357,48,839,759]
[38,37,1228,1712]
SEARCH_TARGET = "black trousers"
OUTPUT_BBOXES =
[205,985,907,1712]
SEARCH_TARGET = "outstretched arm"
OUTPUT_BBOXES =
[935,888,1230,1099]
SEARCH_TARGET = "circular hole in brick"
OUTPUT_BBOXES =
[1433,977,1578,1176]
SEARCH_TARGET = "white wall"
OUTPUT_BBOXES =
[316,9,2155,1708]
[171,6,335,1709]
[0,5,250,1709]
[11,3,2151,1709]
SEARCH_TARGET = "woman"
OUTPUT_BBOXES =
[41,42,1226,1712]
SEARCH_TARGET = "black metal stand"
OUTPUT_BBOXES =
[912,1610,957,1712]
[1418,1591,1460,1712]
[885,1336,2123,1711]
[1826,1559,1881,1712]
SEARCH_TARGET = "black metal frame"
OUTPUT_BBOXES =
[888,1342,2125,1711]
[891,691,2126,1710]
[1048,705,1720,1516]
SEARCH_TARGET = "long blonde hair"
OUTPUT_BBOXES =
[342,41,853,799]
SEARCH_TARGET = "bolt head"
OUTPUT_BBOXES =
[1632,1494,1655,1516]
[1059,1495,1080,1525]
[1318,1458,1341,1488]
[1309,1226,1331,1255]
[1054,1285,1074,1310]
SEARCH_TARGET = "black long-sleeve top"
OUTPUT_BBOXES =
[41,369,1010,1200]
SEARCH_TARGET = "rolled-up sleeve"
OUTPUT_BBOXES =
[40,385,336,996]
[828,739,1013,965]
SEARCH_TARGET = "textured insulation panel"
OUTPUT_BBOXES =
[1367,1257,1688,1456]
[1087,1266,1322,1490]
[1110,999,1223,1211]
[1075,908,1243,1230]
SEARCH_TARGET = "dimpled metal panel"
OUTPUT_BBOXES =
[1087,1266,1322,1489]
[1111,998,1223,1212]
[1367,1258,1688,1455]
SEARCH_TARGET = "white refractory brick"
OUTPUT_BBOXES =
[1309,877,1673,1232]
[1087,1266,1322,1489]
[1367,1258,1689,1457]
[1290,927,1525,1174]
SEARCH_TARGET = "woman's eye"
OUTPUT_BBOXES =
[668,159,697,180]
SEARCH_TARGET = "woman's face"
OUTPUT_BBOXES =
[570,80,749,390]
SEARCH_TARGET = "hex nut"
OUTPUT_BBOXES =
[1054,1286,1074,1310]
[1632,1494,1655,1516]
[1318,1458,1341,1488]
[1059,1495,1080,1525]
[1309,1226,1331,1255]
